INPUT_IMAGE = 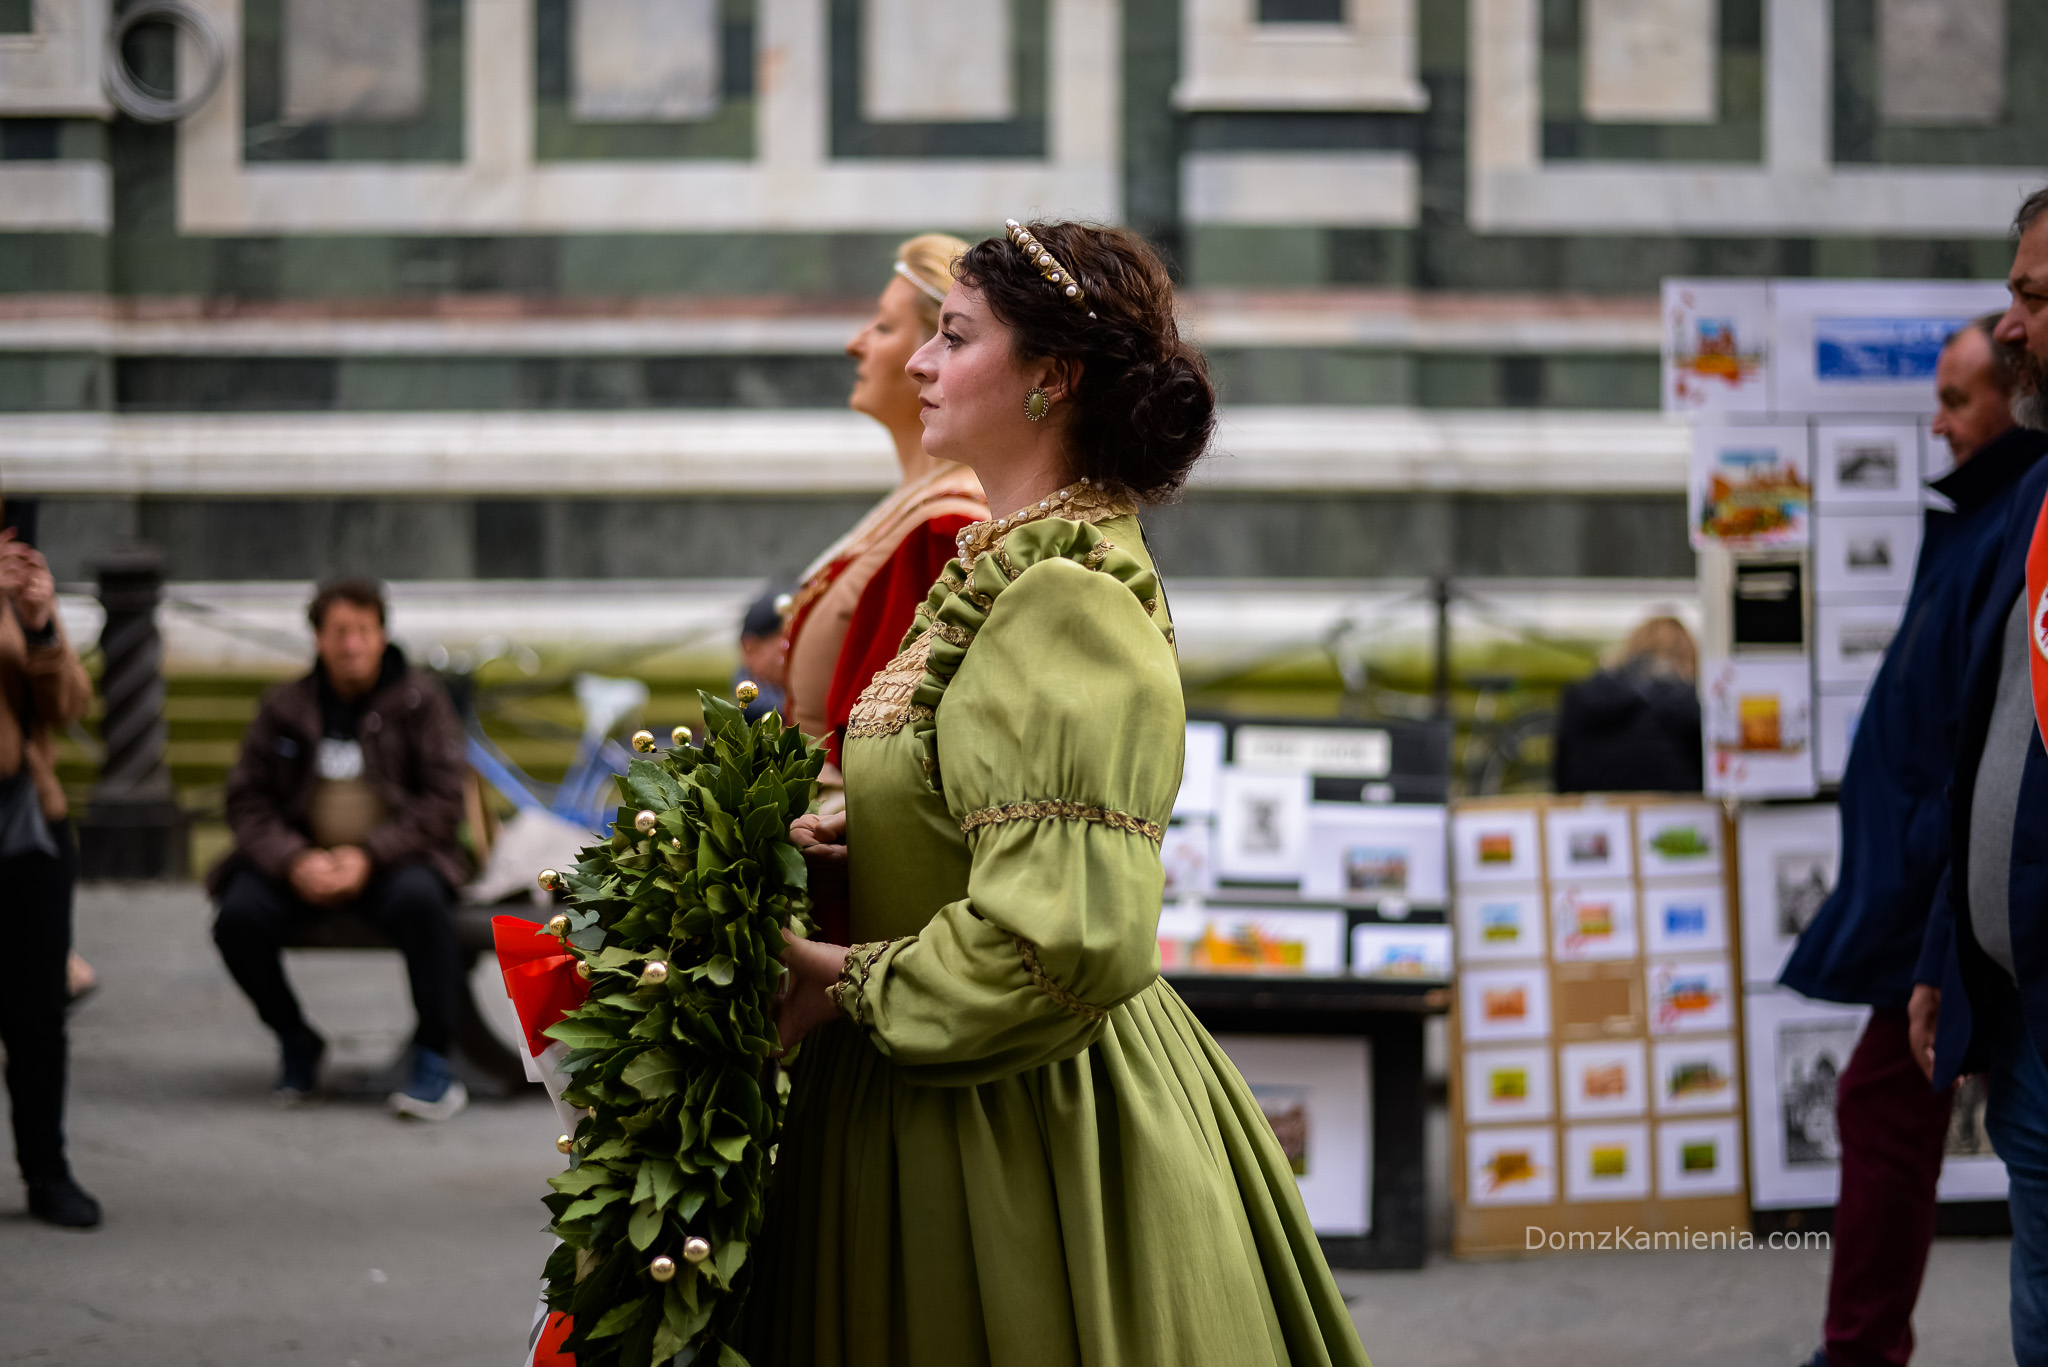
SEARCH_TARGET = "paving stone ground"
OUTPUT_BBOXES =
[0,885,2012,1367]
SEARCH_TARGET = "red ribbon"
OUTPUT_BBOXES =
[493,915,590,1058]
[533,1310,576,1367]
[2029,492,2048,758]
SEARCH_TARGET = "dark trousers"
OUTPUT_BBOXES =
[0,821,76,1183]
[1823,1008,1955,1367]
[212,859,459,1057]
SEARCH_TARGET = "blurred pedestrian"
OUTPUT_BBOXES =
[1783,313,2047,1367]
[735,588,790,724]
[1551,615,1702,792]
[209,578,473,1120]
[1914,186,2048,1367]
[782,234,988,809]
[0,518,100,1227]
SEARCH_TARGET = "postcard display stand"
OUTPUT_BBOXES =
[1163,715,1453,1269]
[1668,278,2011,1222]
[1448,795,1749,1254]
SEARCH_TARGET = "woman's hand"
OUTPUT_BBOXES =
[1909,983,1941,1081]
[790,810,847,864]
[776,927,851,1052]
[0,532,56,632]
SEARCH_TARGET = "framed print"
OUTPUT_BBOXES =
[1550,883,1639,963]
[1452,808,1541,885]
[1646,956,1734,1035]
[1460,966,1552,1043]
[1652,1036,1739,1116]
[1743,988,1870,1208]
[1545,805,1634,882]
[1455,890,1546,964]
[1656,1117,1744,1197]
[1466,1125,1558,1207]
[1816,599,1909,689]
[1215,767,1310,882]
[1159,820,1215,900]
[1814,513,1922,599]
[1817,687,1867,786]
[1560,1040,1648,1120]
[1213,1034,1372,1235]
[1636,801,1723,878]
[1156,906,1346,973]
[1771,280,2005,417]
[1663,280,1770,415]
[1702,656,1816,799]
[1689,423,1810,552]
[1642,883,1729,957]
[1175,721,1227,818]
[1463,1046,1554,1125]
[1737,803,1840,986]
[1563,1122,1652,1202]
[1812,423,1924,510]
[1351,923,1453,981]
[1301,803,1448,905]
[1936,1074,2010,1203]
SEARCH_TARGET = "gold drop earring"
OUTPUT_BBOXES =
[1023,386,1051,422]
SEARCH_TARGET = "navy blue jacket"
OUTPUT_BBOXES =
[1783,427,2048,1010]
[1914,448,2048,1087]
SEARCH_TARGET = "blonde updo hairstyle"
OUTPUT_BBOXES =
[894,232,970,333]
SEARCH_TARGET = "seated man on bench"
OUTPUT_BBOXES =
[209,577,472,1120]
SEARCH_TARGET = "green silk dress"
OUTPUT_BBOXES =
[743,483,1371,1367]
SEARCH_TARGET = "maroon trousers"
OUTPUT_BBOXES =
[1823,1008,1956,1367]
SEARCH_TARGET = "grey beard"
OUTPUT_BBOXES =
[2011,344,2048,430]
[2015,387,2048,432]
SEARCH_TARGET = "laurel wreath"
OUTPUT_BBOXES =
[537,691,823,1367]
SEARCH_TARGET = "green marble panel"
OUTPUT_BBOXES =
[1834,0,2048,167]
[242,0,465,162]
[0,355,106,410]
[0,234,109,292]
[1206,349,1409,405]
[533,0,756,161]
[0,0,31,32]
[1538,0,1763,164]
[828,0,1047,158]
[1184,227,1327,287]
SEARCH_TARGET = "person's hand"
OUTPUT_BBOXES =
[790,811,847,865]
[1910,984,1941,1081]
[289,849,344,905]
[327,845,372,900]
[0,532,55,632]
[775,927,850,1052]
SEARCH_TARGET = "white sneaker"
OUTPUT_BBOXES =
[390,1077,469,1122]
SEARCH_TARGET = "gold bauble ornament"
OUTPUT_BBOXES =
[649,1256,677,1283]
[670,837,683,852]
[556,1134,574,1155]
[634,809,659,834]
[735,680,759,704]
[772,593,794,619]
[631,729,656,753]
[538,868,562,892]
[671,725,692,747]
[575,961,591,980]
[546,914,569,938]
[639,960,669,987]
[682,1236,712,1264]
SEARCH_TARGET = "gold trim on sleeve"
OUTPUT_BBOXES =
[831,938,901,1028]
[844,631,936,739]
[1012,935,1107,1021]
[959,799,1165,843]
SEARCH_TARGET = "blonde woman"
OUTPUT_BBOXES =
[782,235,989,821]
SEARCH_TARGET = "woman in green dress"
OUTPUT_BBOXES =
[750,221,1371,1367]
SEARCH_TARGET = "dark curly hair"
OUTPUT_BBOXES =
[955,222,1215,502]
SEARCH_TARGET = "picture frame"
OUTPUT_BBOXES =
[1452,808,1541,885]
[1816,688,1867,786]
[1562,1122,1652,1202]
[1646,956,1735,1035]
[1157,905,1347,974]
[1215,767,1311,882]
[1641,882,1729,957]
[1816,599,1910,689]
[1351,923,1453,981]
[1814,512,1922,599]
[1559,1040,1648,1120]
[1213,1033,1373,1235]
[1463,1046,1554,1126]
[1301,803,1448,905]
[1742,988,1871,1209]
[1689,423,1811,552]
[1636,801,1723,878]
[1651,1036,1740,1116]
[1736,804,1840,986]
[1455,889,1546,964]
[1175,721,1227,818]
[1656,1117,1744,1197]
[1459,966,1552,1043]
[1466,1125,1558,1207]
[1159,819,1216,900]
[1544,805,1634,883]
[1549,883,1639,963]
[1702,655,1817,799]
[1811,422,1924,511]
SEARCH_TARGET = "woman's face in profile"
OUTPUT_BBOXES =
[845,275,931,430]
[905,285,1035,466]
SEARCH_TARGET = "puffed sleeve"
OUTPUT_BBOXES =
[831,555,1183,1086]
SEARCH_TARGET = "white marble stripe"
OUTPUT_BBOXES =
[0,407,1689,494]
[1182,151,1417,227]
[0,162,111,232]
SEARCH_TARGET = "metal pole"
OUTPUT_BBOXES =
[1432,575,1452,722]
[78,543,187,879]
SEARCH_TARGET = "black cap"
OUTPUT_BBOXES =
[742,586,791,640]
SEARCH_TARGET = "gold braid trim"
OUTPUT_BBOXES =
[844,631,935,739]
[1012,936,1106,1021]
[928,619,975,648]
[959,799,1165,843]
[830,938,901,1028]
